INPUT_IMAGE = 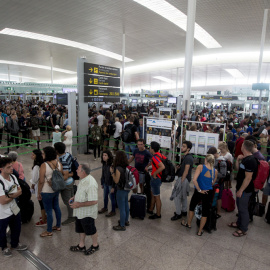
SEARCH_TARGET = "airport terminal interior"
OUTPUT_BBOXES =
[0,0,270,269]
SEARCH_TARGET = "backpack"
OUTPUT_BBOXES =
[124,166,139,190]
[4,116,11,133]
[91,126,102,142]
[70,155,79,180]
[46,162,65,192]
[16,177,31,203]
[253,159,269,190]
[109,123,116,136]
[218,159,233,184]
[153,154,175,183]
[122,124,135,143]
[31,117,39,130]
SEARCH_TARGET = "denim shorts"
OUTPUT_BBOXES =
[263,181,270,196]
[150,176,162,196]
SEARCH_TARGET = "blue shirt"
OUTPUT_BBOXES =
[246,126,253,135]
[196,165,215,190]
[232,128,237,142]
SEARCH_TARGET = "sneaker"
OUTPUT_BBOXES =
[181,211,187,217]
[118,220,130,226]
[35,220,47,227]
[14,243,28,251]
[94,158,97,161]
[149,214,161,220]
[147,210,154,215]
[105,211,116,217]
[171,212,182,221]
[2,248,12,257]
[98,208,108,214]
[113,225,126,231]
[62,217,76,226]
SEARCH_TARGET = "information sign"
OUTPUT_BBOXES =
[84,97,120,103]
[84,86,120,97]
[84,63,120,77]
[84,75,120,87]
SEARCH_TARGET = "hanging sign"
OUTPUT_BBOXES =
[84,63,120,77]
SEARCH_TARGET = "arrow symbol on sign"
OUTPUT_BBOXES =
[89,90,93,95]
[89,79,93,84]
[89,68,93,72]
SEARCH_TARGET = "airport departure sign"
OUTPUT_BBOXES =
[84,86,120,97]
[84,74,120,88]
[84,97,120,103]
[84,63,120,77]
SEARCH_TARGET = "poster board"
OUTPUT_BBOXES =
[146,118,172,148]
[159,108,172,118]
[185,131,219,155]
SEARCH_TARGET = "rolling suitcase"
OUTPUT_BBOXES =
[221,188,235,212]
[19,200,34,223]
[265,202,270,224]
[130,194,146,220]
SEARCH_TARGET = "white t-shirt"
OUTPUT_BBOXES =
[222,152,234,164]
[0,174,20,219]
[262,129,268,137]
[114,121,122,138]
[97,115,104,127]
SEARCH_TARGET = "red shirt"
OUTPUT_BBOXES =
[151,152,164,179]
[235,137,244,158]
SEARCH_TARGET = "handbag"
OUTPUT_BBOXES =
[253,193,265,217]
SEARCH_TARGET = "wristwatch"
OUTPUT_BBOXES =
[199,189,202,193]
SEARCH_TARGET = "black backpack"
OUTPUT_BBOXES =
[70,155,79,180]
[109,123,116,136]
[31,117,39,130]
[122,124,134,143]
[153,154,175,183]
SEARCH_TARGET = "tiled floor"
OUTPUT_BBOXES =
[0,141,270,269]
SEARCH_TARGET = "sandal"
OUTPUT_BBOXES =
[233,230,247,237]
[197,231,204,236]
[40,231,53,237]
[84,245,99,255]
[181,221,191,228]
[228,222,238,229]
[70,244,86,252]
[52,226,61,231]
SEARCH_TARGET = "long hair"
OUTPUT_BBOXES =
[113,151,129,168]
[32,149,44,169]
[205,154,215,181]
[101,150,114,166]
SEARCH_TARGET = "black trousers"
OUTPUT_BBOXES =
[93,145,101,158]
[10,133,19,147]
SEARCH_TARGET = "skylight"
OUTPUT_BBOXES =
[133,0,221,49]
[0,28,134,62]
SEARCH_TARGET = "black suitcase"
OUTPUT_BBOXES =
[143,172,152,211]
[19,200,34,224]
[196,207,217,233]
[130,194,146,220]
[266,202,270,224]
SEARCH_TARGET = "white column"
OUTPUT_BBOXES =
[68,92,77,155]
[121,33,125,93]
[50,56,53,84]
[257,9,268,116]
[77,57,88,154]
[183,0,196,117]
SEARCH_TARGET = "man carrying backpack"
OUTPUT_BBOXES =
[171,141,193,221]
[30,112,41,145]
[122,115,139,159]
[147,141,165,220]
[54,142,75,226]
[228,140,258,237]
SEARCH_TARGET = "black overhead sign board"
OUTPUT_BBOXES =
[84,74,120,87]
[84,63,120,77]
[84,97,120,103]
[247,96,268,101]
[252,83,269,90]
[84,86,120,97]
[201,95,238,100]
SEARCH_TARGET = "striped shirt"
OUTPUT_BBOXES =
[151,152,164,179]
[59,153,72,173]
[74,174,98,219]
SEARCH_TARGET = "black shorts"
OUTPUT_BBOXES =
[75,217,97,235]
[114,136,121,145]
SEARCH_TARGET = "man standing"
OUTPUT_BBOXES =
[128,139,152,193]
[171,141,193,221]
[147,141,165,219]
[54,142,75,226]
[97,111,104,127]
[30,112,41,145]
[8,114,20,149]
[113,117,122,154]
[69,164,99,255]
[0,157,27,257]
[229,140,258,237]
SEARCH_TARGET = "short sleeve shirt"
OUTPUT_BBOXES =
[124,124,137,142]
[132,149,152,172]
[59,153,72,173]
[177,154,194,182]
[151,152,164,179]
[236,155,258,193]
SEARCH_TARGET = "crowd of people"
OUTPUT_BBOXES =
[0,99,269,259]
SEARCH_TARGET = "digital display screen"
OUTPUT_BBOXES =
[132,99,138,103]
[168,97,176,104]
[56,94,68,105]
[252,104,259,109]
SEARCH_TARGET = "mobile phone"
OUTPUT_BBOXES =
[69,199,74,204]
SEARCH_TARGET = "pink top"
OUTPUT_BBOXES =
[12,162,25,180]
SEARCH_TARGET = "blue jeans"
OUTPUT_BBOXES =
[42,192,62,232]
[0,213,21,250]
[104,184,116,212]
[236,191,252,233]
[116,189,130,227]
[150,176,162,196]
[125,142,136,159]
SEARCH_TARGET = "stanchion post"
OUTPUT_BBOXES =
[5,133,10,155]
[37,140,40,150]
[84,134,91,155]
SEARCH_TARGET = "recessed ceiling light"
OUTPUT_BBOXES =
[0,60,76,74]
[133,0,221,48]
[153,76,174,83]
[224,69,245,79]
[0,28,134,62]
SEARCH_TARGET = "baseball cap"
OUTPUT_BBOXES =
[55,125,60,129]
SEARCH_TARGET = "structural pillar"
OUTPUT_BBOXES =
[183,0,196,117]
[68,92,77,156]
[77,57,89,154]
[257,9,268,116]
[50,56,53,84]
[121,33,125,94]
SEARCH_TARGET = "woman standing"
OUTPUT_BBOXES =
[52,125,62,147]
[8,151,25,181]
[30,149,46,226]
[181,154,217,236]
[102,119,110,152]
[110,151,129,231]
[98,150,116,217]
[38,146,63,237]
[62,125,73,154]
[90,118,102,161]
